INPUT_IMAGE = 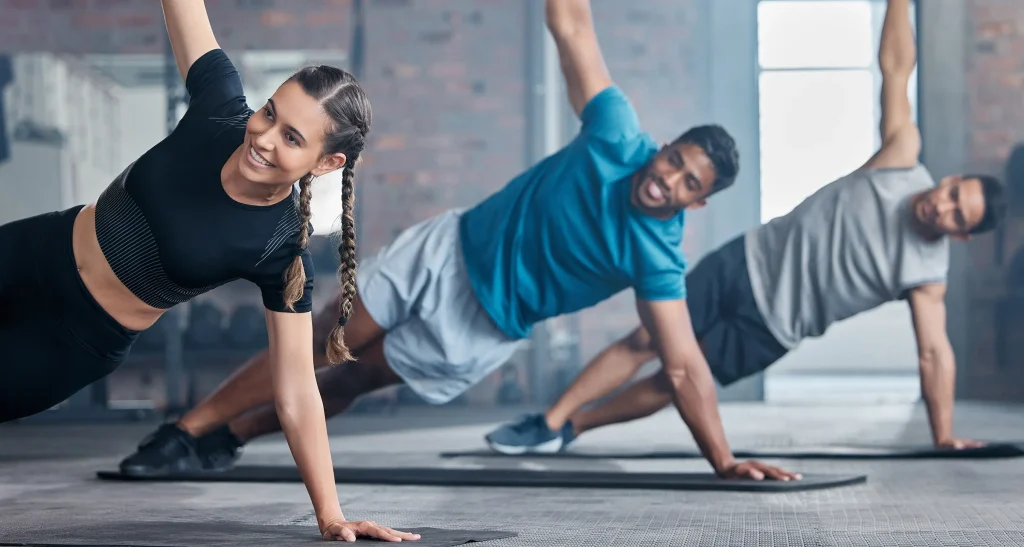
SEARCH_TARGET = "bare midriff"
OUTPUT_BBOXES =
[72,204,167,332]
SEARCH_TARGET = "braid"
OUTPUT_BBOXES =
[326,164,358,364]
[282,173,314,311]
[287,62,370,363]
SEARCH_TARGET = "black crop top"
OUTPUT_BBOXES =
[94,49,314,313]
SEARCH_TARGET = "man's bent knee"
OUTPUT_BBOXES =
[316,339,402,401]
[651,368,675,394]
[623,326,657,361]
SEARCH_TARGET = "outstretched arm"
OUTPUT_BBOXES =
[264,311,344,532]
[545,0,613,116]
[264,312,420,542]
[160,0,220,82]
[862,0,920,170]
[635,298,800,480]
[907,284,985,449]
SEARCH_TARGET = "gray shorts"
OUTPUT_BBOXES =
[357,209,521,404]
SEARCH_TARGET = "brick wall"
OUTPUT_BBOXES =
[357,0,526,253]
[0,0,354,53]
[0,0,528,269]
[0,0,711,375]
[962,0,1024,400]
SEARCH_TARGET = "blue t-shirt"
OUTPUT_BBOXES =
[459,86,688,340]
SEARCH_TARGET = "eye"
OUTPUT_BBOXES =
[285,132,298,145]
[263,107,273,119]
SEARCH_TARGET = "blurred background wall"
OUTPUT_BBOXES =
[0,0,1020,419]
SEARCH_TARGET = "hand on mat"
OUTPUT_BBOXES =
[321,519,421,542]
[720,460,802,481]
[936,438,987,450]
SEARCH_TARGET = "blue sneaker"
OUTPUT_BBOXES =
[485,414,564,454]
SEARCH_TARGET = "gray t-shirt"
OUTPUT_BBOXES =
[745,164,950,349]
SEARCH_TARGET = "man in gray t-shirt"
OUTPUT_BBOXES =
[486,0,1007,480]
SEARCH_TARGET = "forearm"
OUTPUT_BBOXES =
[276,387,343,526]
[879,0,915,74]
[160,0,218,82]
[918,345,956,444]
[665,363,734,474]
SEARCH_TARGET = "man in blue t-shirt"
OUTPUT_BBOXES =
[118,0,784,483]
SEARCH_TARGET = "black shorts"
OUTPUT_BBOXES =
[0,206,139,422]
[686,234,787,386]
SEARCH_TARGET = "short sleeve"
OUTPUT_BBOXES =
[260,249,315,314]
[632,215,688,302]
[635,268,687,302]
[897,237,950,297]
[579,85,643,142]
[182,49,248,120]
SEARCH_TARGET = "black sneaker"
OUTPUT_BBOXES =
[118,423,203,477]
[195,425,244,472]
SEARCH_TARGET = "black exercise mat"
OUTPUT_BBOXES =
[0,522,516,547]
[96,465,864,492]
[440,441,1024,460]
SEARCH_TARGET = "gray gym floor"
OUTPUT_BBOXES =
[2,402,1023,546]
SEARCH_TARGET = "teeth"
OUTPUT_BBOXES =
[249,146,272,167]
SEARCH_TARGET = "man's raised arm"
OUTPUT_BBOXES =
[545,0,613,116]
[864,0,920,169]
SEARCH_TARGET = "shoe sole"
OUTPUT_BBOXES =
[119,456,206,478]
[485,436,563,455]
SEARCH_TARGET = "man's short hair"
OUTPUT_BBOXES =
[969,174,1007,234]
[672,124,740,197]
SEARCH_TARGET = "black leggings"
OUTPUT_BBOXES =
[0,206,139,423]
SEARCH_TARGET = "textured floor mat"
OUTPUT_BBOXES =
[442,441,1024,460]
[96,466,865,492]
[0,523,515,547]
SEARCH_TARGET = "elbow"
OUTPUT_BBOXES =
[662,359,715,396]
[544,0,586,39]
[662,365,694,391]
[274,396,303,424]
[544,0,563,31]
[918,344,953,371]
[274,396,319,432]
[273,385,323,428]
[624,326,655,354]
[546,18,576,42]
[660,367,687,391]
[918,348,940,369]
[879,58,914,78]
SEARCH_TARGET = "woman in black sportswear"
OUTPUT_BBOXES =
[0,1,417,543]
